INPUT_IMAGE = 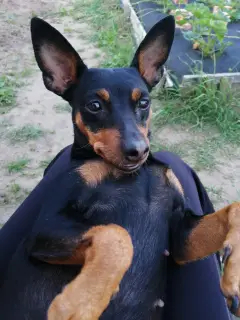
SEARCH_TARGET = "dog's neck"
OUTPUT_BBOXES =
[71,126,99,160]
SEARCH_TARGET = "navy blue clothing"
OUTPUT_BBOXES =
[0,146,231,319]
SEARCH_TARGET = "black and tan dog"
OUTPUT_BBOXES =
[0,15,240,320]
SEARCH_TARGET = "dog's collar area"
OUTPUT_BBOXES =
[148,152,170,169]
[71,142,100,161]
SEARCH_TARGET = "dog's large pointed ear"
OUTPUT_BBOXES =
[31,17,87,99]
[130,16,175,88]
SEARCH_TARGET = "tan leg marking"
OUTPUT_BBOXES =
[176,202,240,316]
[48,224,133,320]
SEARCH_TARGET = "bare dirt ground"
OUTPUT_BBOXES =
[0,0,239,226]
[152,121,240,209]
[0,0,103,223]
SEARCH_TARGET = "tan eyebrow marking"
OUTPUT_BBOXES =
[96,89,110,102]
[131,88,142,102]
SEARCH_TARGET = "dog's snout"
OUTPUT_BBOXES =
[124,140,149,162]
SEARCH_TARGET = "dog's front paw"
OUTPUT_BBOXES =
[48,292,101,320]
[48,294,75,320]
[221,203,240,316]
[48,224,133,320]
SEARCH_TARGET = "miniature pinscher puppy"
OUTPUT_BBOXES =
[0,15,240,320]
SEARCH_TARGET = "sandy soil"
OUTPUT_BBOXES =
[0,0,239,226]
[153,123,240,209]
[0,0,103,223]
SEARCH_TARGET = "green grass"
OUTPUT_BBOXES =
[153,78,240,144]
[54,102,71,113]
[187,135,226,171]
[39,158,52,169]
[0,71,32,114]
[64,0,240,146]
[205,186,224,206]
[65,0,134,68]
[150,132,219,171]
[0,75,17,114]
[193,141,217,171]
[64,27,75,33]
[150,140,188,158]
[0,119,11,133]
[7,68,34,79]
[1,183,30,205]
[10,183,21,194]
[57,0,239,177]
[7,159,30,173]
[20,68,34,78]
[7,125,44,143]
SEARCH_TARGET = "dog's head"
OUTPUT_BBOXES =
[31,16,175,172]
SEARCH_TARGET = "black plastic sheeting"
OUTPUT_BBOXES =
[131,0,240,81]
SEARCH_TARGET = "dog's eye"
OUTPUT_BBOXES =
[85,101,102,113]
[137,99,150,110]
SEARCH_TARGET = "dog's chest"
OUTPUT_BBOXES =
[74,164,175,319]
[75,163,174,235]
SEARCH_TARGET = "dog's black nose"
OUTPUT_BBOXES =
[124,140,149,162]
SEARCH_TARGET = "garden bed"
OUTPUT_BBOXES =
[122,0,240,88]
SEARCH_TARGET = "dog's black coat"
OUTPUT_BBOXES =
[0,15,205,320]
[0,155,189,320]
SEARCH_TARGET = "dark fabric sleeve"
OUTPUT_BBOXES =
[43,145,72,176]
[0,145,72,281]
[152,151,214,215]
[151,151,231,320]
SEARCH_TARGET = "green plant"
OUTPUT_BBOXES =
[71,0,134,68]
[7,125,44,143]
[153,0,236,58]
[178,3,231,58]
[229,0,240,22]
[197,0,240,22]
[1,183,30,205]
[205,186,224,206]
[7,159,30,173]
[153,78,240,143]
[0,75,16,113]
[39,158,52,169]
[151,0,173,12]
[193,136,221,171]
[10,183,21,194]
[150,140,187,158]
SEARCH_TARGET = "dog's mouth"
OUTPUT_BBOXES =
[115,155,149,174]
[119,163,141,173]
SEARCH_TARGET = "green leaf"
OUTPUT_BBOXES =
[177,19,188,26]
[182,30,200,41]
